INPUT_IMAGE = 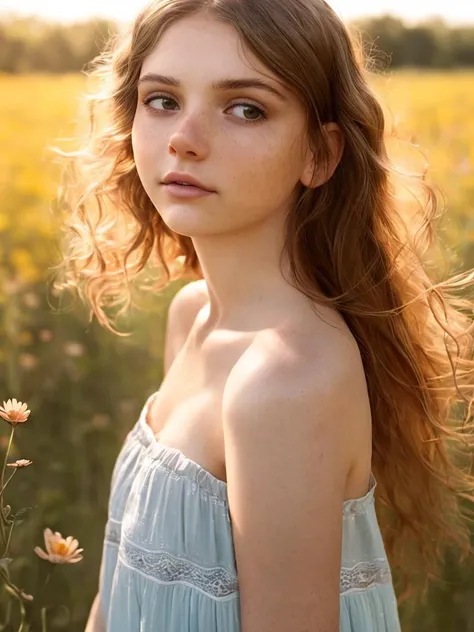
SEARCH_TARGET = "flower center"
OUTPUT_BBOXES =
[53,541,69,556]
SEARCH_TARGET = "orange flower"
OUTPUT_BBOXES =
[7,459,33,468]
[0,399,31,426]
[34,528,84,564]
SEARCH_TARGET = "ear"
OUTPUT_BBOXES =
[300,123,345,189]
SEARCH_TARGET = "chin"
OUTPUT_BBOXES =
[154,206,208,238]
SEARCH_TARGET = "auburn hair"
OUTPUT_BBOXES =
[52,0,474,601]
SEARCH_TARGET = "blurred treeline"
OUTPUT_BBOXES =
[0,16,114,73]
[1,13,474,73]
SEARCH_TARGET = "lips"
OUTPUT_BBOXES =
[168,182,201,189]
[162,172,214,192]
[161,182,215,199]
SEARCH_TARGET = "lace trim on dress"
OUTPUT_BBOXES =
[113,535,390,599]
[340,558,391,595]
[120,540,240,600]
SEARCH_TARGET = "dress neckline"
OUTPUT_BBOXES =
[136,391,377,515]
[138,391,228,494]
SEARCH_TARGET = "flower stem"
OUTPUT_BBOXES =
[41,607,48,632]
[0,427,15,493]
[3,514,16,557]
[0,427,15,541]
[1,469,17,495]
[43,567,54,591]
[17,598,27,632]
[0,600,11,629]
[37,565,55,604]
[3,578,31,631]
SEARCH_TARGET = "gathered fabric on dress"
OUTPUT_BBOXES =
[99,393,401,632]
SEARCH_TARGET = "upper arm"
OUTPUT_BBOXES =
[163,280,208,374]
[223,345,360,632]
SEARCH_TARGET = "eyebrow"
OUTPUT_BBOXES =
[137,73,288,102]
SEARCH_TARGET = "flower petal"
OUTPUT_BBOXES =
[44,527,53,540]
[43,528,54,554]
[67,547,84,557]
[34,546,49,561]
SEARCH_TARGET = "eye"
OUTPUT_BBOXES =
[143,95,179,111]
[141,94,268,124]
[227,103,268,123]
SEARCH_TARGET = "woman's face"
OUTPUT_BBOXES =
[132,12,318,237]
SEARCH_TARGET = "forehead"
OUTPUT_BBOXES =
[140,13,284,89]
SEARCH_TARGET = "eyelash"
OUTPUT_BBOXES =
[142,94,268,124]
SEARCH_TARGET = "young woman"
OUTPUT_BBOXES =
[55,0,474,630]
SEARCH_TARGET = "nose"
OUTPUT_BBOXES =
[167,109,212,160]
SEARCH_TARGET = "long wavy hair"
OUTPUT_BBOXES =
[52,0,474,599]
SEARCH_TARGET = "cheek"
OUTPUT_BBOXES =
[131,119,145,171]
[233,135,304,202]
[131,117,161,175]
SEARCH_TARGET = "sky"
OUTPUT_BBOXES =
[1,0,474,25]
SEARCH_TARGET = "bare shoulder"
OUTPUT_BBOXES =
[164,280,209,372]
[225,304,369,423]
[222,308,372,630]
[168,279,208,314]
[223,305,372,494]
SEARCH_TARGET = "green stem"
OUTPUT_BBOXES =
[37,565,55,604]
[0,521,5,553]
[41,606,48,632]
[4,577,25,599]
[0,600,11,630]
[17,598,27,632]
[1,469,17,495]
[3,515,16,557]
[0,427,15,539]
[43,567,54,591]
[3,577,31,631]
[0,426,15,495]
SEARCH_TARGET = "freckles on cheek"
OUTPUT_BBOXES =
[247,143,290,194]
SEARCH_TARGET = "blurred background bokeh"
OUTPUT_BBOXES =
[0,0,473,629]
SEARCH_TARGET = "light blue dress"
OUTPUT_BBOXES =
[99,392,401,631]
